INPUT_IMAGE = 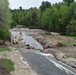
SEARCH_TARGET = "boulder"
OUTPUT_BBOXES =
[36,36,45,44]
[44,42,66,49]
[12,36,19,44]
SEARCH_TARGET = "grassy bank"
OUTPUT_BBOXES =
[0,59,14,75]
[64,36,76,40]
[1,59,14,72]
[0,47,11,52]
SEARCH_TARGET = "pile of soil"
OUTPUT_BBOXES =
[0,59,10,75]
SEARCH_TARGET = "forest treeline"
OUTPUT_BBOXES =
[11,0,76,36]
[0,0,76,41]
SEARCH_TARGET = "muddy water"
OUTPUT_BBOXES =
[21,32,43,50]
[10,29,43,50]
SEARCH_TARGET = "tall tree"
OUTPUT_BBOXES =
[41,8,53,30]
[11,1,76,36]
[19,6,23,11]
[40,1,51,12]
[63,0,74,6]
[51,6,59,32]
[66,2,76,36]
[0,0,11,40]
[63,0,74,2]
[59,5,70,34]
[66,20,76,36]
[70,2,76,19]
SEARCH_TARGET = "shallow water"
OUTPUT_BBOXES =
[22,32,43,50]
[10,30,43,50]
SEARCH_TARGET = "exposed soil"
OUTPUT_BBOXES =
[0,44,6,48]
[34,32,76,70]
[10,28,76,71]
[2,28,74,75]
[18,28,76,70]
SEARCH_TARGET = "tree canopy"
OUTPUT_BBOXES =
[11,1,76,36]
[63,0,75,6]
[0,0,11,40]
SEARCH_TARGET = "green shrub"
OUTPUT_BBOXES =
[1,59,14,72]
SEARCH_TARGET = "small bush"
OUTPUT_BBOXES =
[0,59,14,72]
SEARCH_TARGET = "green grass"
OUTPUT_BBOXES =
[64,36,76,40]
[53,34,76,40]
[71,55,76,58]
[1,59,14,72]
[0,47,11,52]
[68,54,76,58]
[52,32,76,39]
[61,42,72,46]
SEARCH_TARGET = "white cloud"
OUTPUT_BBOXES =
[8,0,63,9]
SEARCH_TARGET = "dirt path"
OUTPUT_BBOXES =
[0,46,37,75]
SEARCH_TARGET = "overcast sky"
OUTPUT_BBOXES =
[8,0,75,9]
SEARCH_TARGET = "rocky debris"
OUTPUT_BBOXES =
[54,52,67,60]
[71,43,76,46]
[44,49,67,60]
[56,42,66,47]
[50,32,60,35]
[62,58,76,69]
[36,36,45,43]
[0,47,37,75]
[11,31,22,44]
[45,32,51,35]
[36,36,66,49]
[43,42,66,49]
[11,36,19,44]
[25,44,35,49]
[44,48,76,70]
[43,43,56,49]
[12,41,35,50]
[10,28,76,71]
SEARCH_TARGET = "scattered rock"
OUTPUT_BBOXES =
[62,58,76,69]
[50,32,60,35]
[56,42,66,47]
[26,44,32,49]
[36,36,66,49]
[71,43,76,46]
[36,36,45,44]
[54,52,67,60]
[43,42,66,49]
[45,32,51,35]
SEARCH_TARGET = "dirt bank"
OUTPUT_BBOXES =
[10,28,76,71]
[0,46,37,75]
[35,32,76,70]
